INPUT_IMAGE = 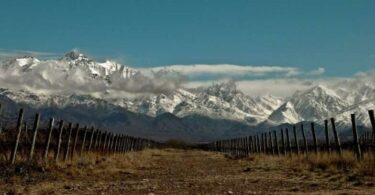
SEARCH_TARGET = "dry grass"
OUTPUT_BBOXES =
[262,151,375,176]
[238,150,375,193]
[1,149,374,194]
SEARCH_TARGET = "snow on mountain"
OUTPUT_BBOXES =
[292,85,349,120]
[0,51,374,130]
[267,85,350,125]
[267,102,302,124]
[15,56,40,67]
[61,50,135,79]
[0,88,116,110]
[333,99,375,128]
[188,82,283,124]
[0,50,135,84]
[333,75,375,105]
[107,82,283,125]
[1,56,40,71]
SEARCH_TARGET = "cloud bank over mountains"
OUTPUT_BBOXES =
[0,51,187,98]
[0,49,371,98]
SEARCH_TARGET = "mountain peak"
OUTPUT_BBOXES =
[15,56,40,66]
[204,81,240,101]
[303,84,340,98]
[63,49,88,61]
[206,81,238,93]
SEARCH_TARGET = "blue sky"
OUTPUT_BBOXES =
[0,0,374,81]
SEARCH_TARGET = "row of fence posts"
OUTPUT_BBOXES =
[1,107,160,164]
[205,110,375,161]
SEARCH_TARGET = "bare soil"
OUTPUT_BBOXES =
[0,149,374,194]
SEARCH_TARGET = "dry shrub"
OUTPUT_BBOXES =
[301,152,357,172]
[0,149,166,184]
[249,150,375,177]
[50,150,158,178]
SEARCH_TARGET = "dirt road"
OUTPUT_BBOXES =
[1,149,374,194]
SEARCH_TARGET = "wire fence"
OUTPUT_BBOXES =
[203,110,375,161]
[0,103,163,164]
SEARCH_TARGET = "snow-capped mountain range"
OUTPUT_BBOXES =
[0,51,374,141]
[2,50,136,79]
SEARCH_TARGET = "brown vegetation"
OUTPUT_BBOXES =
[0,149,374,194]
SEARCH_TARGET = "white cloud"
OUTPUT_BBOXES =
[308,67,325,76]
[0,59,187,98]
[144,64,299,77]
[0,48,58,58]
[184,77,347,97]
[142,64,329,80]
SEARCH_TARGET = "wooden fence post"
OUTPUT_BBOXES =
[252,136,256,153]
[118,135,123,153]
[324,120,331,153]
[280,129,286,155]
[123,136,127,153]
[256,135,261,154]
[264,133,268,154]
[24,122,29,144]
[98,130,104,151]
[55,120,64,162]
[132,137,137,152]
[94,130,101,151]
[0,103,3,133]
[249,136,253,154]
[119,136,123,153]
[80,126,88,154]
[231,137,235,154]
[0,103,1,134]
[113,134,119,153]
[131,137,136,152]
[111,134,116,153]
[330,118,342,155]
[237,138,241,155]
[286,128,291,155]
[135,138,141,151]
[259,133,265,153]
[351,114,362,161]
[367,131,371,147]
[293,126,299,155]
[71,124,80,159]
[109,133,114,152]
[269,131,274,155]
[11,108,24,164]
[311,122,318,154]
[114,134,118,152]
[102,131,108,152]
[242,137,247,156]
[106,133,112,153]
[87,127,95,151]
[369,110,375,143]
[124,135,129,153]
[242,137,246,156]
[301,124,308,154]
[29,113,41,161]
[117,135,125,153]
[273,130,280,156]
[43,118,55,162]
[64,123,73,161]
[125,136,131,152]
